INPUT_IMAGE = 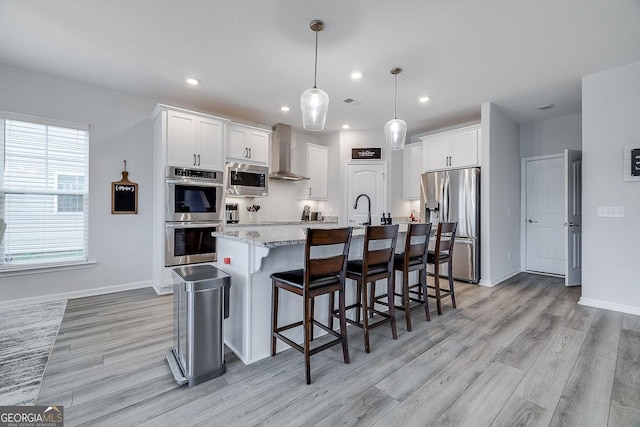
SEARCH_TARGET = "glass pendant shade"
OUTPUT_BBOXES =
[301,87,329,131]
[384,118,407,150]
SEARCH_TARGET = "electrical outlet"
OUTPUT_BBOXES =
[597,206,625,217]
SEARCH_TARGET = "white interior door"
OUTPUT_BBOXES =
[525,156,565,275]
[565,149,582,286]
[346,162,386,226]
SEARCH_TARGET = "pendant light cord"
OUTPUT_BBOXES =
[394,73,398,119]
[313,29,319,89]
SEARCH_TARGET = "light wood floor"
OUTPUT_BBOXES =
[36,273,640,426]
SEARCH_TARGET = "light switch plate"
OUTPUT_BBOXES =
[597,206,625,217]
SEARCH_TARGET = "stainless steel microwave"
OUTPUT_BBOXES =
[225,162,269,197]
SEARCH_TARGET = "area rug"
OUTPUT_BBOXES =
[0,300,67,406]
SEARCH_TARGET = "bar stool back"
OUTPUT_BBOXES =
[270,227,352,384]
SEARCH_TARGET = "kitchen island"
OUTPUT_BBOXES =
[214,225,410,364]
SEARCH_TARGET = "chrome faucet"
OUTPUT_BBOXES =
[354,193,371,226]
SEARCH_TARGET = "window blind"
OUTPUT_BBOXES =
[0,117,89,268]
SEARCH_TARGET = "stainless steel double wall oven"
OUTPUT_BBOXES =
[165,166,223,266]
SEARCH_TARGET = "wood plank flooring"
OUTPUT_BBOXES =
[32,273,640,426]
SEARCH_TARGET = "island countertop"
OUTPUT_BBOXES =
[213,224,410,248]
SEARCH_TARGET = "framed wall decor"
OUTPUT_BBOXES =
[112,161,138,213]
[623,145,640,182]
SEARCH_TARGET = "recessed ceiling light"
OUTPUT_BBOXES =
[538,103,554,110]
[186,78,200,85]
[342,124,350,129]
[419,96,430,103]
[350,71,364,80]
[280,106,290,112]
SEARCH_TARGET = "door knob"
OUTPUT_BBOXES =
[528,219,538,223]
[563,222,578,227]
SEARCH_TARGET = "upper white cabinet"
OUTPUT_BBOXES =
[226,123,270,166]
[165,108,226,171]
[402,143,423,199]
[295,143,328,200]
[421,125,481,171]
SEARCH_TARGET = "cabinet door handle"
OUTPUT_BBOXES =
[309,187,311,197]
[193,154,197,166]
[245,148,248,158]
[197,154,200,166]
[248,148,252,158]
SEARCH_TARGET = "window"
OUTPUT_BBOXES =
[0,112,89,269]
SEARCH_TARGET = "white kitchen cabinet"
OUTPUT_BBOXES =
[166,109,226,171]
[402,143,423,199]
[226,123,270,166]
[295,143,328,200]
[421,125,480,171]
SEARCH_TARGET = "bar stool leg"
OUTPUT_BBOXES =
[420,268,431,322]
[304,296,312,384]
[338,287,350,364]
[355,281,362,324]
[434,262,443,315]
[388,276,398,340]
[271,282,278,356]
[448,261,457,308]
[328,292,335,330]
[361,280,371,353]
[310,297,315,341]
[403,269,412,331]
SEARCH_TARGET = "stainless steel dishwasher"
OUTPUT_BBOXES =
[166,265,231,386]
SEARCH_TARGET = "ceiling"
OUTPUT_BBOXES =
[1,0,639,135]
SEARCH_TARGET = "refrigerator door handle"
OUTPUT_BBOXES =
[442,171,450,222]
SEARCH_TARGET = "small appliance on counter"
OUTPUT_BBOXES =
[225,203,239,224]
[301,205,310,221]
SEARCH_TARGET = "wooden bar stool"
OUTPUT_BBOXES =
[270,227,352,385]
[427,222,458,315]
[333,224,398,353]
[385,222,432,331]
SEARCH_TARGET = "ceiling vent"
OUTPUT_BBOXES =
[342,98,363,106]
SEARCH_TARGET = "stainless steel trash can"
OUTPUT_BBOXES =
[165,265,231,386]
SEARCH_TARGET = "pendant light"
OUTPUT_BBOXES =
[384,67,407,150]
[300,20,329,131]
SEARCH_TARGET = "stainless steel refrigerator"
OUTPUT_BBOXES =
[420,167,480,283]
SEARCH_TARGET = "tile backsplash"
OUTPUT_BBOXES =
[226,180,330,223]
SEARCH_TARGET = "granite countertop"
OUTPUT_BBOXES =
[224,219,338,227]
[214,224,409,248]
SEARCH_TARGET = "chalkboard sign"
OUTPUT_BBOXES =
[632,148,640,177]
[112,166,138,214]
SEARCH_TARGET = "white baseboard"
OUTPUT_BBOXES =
[578,297,640,316]
[0,280,153,309]
[478,269,521,287]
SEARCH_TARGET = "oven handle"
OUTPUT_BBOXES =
[165,221,222,230]
[165,178,223,187]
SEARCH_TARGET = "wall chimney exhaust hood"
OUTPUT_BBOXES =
[269,123,309,181]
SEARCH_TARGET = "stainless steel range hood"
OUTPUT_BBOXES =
[269,123,309,181]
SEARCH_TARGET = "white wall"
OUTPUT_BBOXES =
[581,60,640,315]
[520,113,582,158]
[0,63,158,303]
[480,103,522,286]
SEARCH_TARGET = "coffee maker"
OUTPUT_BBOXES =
[225,203,239,224]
